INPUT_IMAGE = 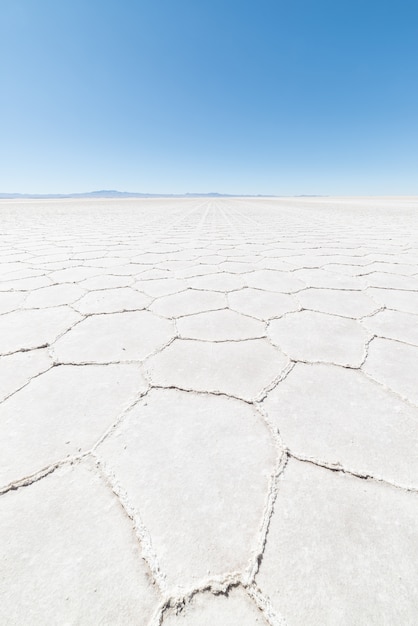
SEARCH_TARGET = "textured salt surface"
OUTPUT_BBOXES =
[1,196,417,625]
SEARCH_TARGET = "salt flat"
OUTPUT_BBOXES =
[1,196,418,625]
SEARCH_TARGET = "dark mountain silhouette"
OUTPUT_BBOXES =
[0,190,283,199]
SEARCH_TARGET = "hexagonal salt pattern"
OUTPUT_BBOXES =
[145,338,289,401]
[23,283,86,308]
[263,363,418,487]
[149,288,226,318]
[361,309,418,346]
[363,337,418,405]
[74,287,151,314]
[134,277,187,297]
[0,291,27,314]
[244,269,306,293]
[53,310,175,363]
[186,272,246,292]
[229,287,300,320]
[291,267,366,290]
[0,306,82,354]
[268,310,369,366]
[366,287,418,313]
[1,196,418,623]
[256,459,418,625]
[0,348,52,402]
[96,389,278,594]
[177,309,265,341]
[0,363,147,487]
[296,287,379,318]
[0,463,160,624]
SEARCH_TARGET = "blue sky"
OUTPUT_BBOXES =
[1,0,417,194]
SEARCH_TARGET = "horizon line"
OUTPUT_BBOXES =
[0,190,330,199]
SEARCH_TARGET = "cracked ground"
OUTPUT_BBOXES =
[1,196,418,625]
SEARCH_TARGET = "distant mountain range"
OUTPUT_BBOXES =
[0,190,281,199]
[0,190,327,199]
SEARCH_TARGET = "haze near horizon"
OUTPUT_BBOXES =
[1,0,417,195]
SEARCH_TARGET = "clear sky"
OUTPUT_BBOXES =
[1,0,417,195]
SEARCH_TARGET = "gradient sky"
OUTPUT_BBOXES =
[1,0,417,195]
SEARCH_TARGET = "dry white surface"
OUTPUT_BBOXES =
[0,196,418,625]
